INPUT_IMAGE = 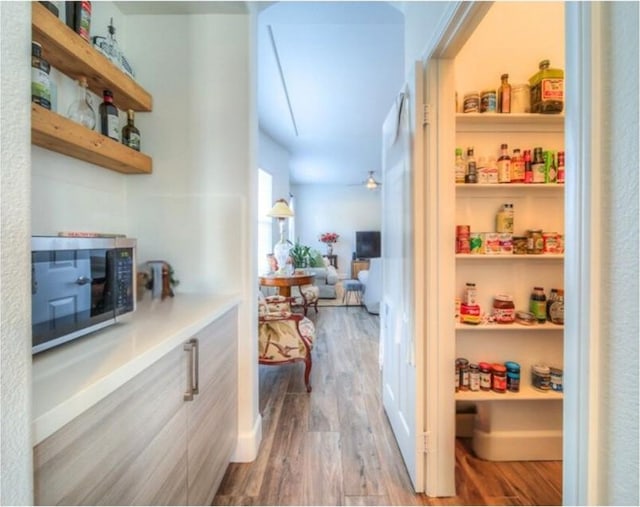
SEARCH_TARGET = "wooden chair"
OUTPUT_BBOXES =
[291,284,320,315]
[258,294,315,392]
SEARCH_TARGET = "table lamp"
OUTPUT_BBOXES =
[267,198,294,275]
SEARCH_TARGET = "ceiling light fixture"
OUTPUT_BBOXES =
[365,171,381,190]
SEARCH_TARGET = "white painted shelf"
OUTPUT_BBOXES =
[456,113,565,133]
[456,322,564,332]
[455,384,563,402]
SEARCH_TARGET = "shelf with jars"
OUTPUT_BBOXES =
[455,383,563,402]
[455,322,563,332]
[456,253,564,261]
[31,2,152,174]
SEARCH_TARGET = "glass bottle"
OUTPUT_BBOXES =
[122,110,141,151]
[545,151,557,183]
[510,148,524,182]
[529,286,547,323]
[497,143,511,183]
[465,147,477,184]
[31,41,51,110]
[99,89,119,141]
[106,17,122,68]
[455,148,466,183]
[532,147,546,183]
[524,149,533,184]
[549,289,565,325]
[67,76,96,129]
[498,73,511,113]
[557,151,565,184]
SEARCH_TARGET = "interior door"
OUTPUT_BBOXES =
[380,61,424,491]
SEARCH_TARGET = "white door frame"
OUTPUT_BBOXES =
[418,2,602,501]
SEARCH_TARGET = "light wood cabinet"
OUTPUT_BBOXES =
[33,308,238,505]
[31,2,153,174]
[351,259,370,279]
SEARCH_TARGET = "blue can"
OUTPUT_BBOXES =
[504,361,520,392]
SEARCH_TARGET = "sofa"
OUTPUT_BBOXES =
[357,257,381,314]
[296,265,339,299]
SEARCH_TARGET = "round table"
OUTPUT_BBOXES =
[258,273,315,297]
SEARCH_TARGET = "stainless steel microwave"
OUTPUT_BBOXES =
[31,236,136,354]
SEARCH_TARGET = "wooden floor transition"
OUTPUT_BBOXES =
[213,306,562,506]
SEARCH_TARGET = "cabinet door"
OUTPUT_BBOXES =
[34,347,188,506]
[186,308,238,505]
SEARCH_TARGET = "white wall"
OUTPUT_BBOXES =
[401,1,452,74]
[259,129,292,241]
[291,184,381,277]
[598,2,639,504]
[0,3,33,504]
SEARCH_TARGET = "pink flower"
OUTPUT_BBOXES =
[319,232,339,244]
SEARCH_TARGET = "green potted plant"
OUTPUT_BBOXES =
[289,242,312,268]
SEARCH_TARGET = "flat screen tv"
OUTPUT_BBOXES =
[355,231,381,259]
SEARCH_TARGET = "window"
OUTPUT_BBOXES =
[257,169,273,273]
[288,194,295,244]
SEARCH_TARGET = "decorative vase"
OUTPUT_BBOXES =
[327,244,333,255]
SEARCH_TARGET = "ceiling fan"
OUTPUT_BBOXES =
[362,171,382,190]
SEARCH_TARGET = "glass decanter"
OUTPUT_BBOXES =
[67,76,96,130]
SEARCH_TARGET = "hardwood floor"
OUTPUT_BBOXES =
[213,307,562,506]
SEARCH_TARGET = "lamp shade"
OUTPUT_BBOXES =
[267,198,294,218]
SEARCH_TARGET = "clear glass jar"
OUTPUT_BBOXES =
[67,77,96,130]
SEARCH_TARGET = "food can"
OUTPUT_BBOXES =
[479,362,492,391]
[469,364,480,391]
[491,363,507,393]
[511,83,531,113]
[480,90,497,113]
[543,232,558,253]
[505,361,521,392]
[499,233,513,255]
[470,233,483,254]
[463,92,480,113]
[483,232,501,255]
[556,234,564,253]
[531,364,551,391]
[513,236,528,255]
[550,366,563,392]
[456,225,471,236]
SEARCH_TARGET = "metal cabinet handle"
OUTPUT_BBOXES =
[192,337,199,396]
[183,338,199,401]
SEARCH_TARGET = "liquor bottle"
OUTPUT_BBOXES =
[106,18,122,68]
[531,147,546,183]
[497,143,511,183]
[455,148,466,183]
[498,73,511,113]
[99,89,119,141]
[557,151,565,183]
[66,1,92,42]
[524,149,533,183]
[67,76,96,129]
[465,147,477,184]
[510,148,524,182]
[122,110,141,151]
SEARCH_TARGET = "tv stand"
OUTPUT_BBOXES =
[351,259,370,279]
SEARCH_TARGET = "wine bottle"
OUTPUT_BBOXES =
[122,109,141,151]
[99,89,119,141]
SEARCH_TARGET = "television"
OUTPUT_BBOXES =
[355,231,381,259]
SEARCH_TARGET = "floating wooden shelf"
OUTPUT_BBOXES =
[32,104,152,174]
[32,2,152,112]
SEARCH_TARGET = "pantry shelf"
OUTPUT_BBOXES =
[32,103,152,174]
[456,113,564,133]
[455,384,563,402]
[456,322,563,332]
[32,2,152,112]
[456,254,564,261]
[456,183,564,190]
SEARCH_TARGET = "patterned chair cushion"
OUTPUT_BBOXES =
[258,316,315,363]
[292,284,319,306]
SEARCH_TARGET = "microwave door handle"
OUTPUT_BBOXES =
[75,276,92,285]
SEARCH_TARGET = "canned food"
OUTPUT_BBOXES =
[469,364,480,391]
[550,366,563,392]
[493,294,515,324]
[463,92,480,113]
[491,363,507,393]
[556,234,564,253]
[470,233,483,254]
[532,364,551,391]
[480,90,497,113]
[483,232,501,255]
[526,229,544,254]
[513,236,528,255]
[499,233,513,254]
[456,225,471,236]
[479,362,492,391]
[505,361,521,392]
[543,232,558,253]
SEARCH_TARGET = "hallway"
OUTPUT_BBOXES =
[213,307,562,505]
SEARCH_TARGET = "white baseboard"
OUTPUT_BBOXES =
[231,413,262,462]
[472,428,563,461]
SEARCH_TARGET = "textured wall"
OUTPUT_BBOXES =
[599,2,640,504]
[0,2,33,504]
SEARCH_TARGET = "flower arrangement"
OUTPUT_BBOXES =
[318,232,339,244]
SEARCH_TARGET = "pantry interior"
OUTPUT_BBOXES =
[430,0,565,494]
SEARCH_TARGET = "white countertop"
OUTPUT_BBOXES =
[32,293,242,445]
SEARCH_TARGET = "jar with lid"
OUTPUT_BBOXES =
[479,362,492,391]
[546,288,558,320]
[511,83,530,113]
[464,283,477,306]
[531,364,551,391]
[549,289,565,324]
[550,367,563,392]
[456,358,470,391]
[529,286,547,323]
[31,41,51,110]
[504,361,521,392]
[496,203,514,233]
[529,59,564,114]
[493,294,515,324]
[526,229,544,254]
[491,363,507,393]
[480,89,497,113]
[469,364,480,392]
[455,361,460,392]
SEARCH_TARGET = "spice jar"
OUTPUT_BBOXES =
[479,362,492,391]
[532,364,551,391]
[491,363,507,393]
[505,361,521,392]
[456,358,470,391]
[550,367,563,392]
[493,294,515,324]
[469,364,480,391]
[526,229,544,254]
[511,83,531,113]
[31,41,51,110]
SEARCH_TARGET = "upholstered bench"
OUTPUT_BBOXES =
[342,279,363,306]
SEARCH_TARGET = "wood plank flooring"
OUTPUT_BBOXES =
[213,306,562,506]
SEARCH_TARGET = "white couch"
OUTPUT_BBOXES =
[357,257,381,314]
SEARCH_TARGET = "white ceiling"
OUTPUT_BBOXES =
[258,2,405,185]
